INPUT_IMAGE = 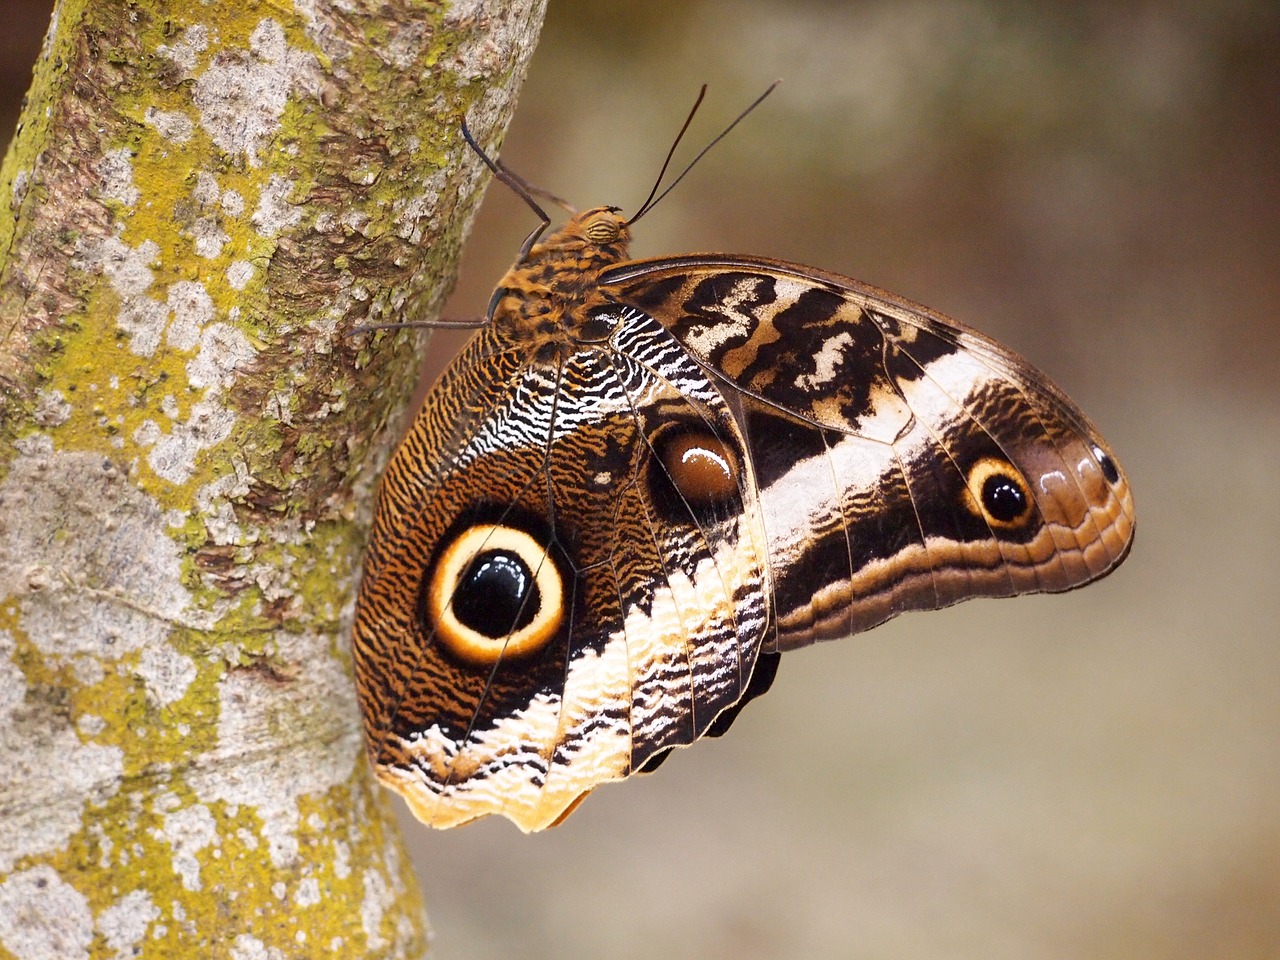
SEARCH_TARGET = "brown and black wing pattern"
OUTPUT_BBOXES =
[354,201,1134,834]
[352,308,769,831]
[601,255,1136,651]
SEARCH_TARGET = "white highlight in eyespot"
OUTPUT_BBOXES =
[1039,469,1066,494]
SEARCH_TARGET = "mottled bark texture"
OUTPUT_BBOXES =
[0,0,545,956]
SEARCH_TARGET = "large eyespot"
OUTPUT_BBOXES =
[647,424,741,521]
[964,457,1034,528]
[1091,443,1120,484]
[421,523,564,665]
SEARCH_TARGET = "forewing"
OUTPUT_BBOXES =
[601,255,1135,650]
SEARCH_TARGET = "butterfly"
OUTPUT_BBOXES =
[351,92,1135,832]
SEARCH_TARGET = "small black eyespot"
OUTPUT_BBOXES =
[452,550,539,639]
[1092,444,1120,484]
[982,473,1028,524]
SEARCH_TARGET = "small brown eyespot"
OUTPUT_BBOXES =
[650,426,740,512]
[964,457,1034,528]
[421,523,564,665]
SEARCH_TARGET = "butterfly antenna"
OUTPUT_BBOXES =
[628,84,708,224]
[461,119,553,259]
[496,161,576,215]
[627,80,781,226]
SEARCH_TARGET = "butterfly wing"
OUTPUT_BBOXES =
[600,255,1136,651]
[355,246,1135,832]
[352,307,770,831]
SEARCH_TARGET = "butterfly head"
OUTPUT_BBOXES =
[522,206,632,265]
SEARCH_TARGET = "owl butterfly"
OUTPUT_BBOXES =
[352,89,1135,832]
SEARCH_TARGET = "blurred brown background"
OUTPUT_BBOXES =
[6,2,1278,958]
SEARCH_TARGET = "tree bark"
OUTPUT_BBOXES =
[0,0,545,956]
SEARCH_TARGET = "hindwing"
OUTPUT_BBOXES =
[354,305,770,831]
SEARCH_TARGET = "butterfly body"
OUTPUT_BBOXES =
[353,206,1134,832]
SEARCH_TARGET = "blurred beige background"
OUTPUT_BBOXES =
[6,3,1278,958]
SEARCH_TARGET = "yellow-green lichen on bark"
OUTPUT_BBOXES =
[0,0,548,957]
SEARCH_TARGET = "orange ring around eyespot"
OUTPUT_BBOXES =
[426,523,564,666]
[963,457,1033,529]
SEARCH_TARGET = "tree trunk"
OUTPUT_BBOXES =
[0,0,545,956]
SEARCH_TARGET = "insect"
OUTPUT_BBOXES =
[351,89,1135,832]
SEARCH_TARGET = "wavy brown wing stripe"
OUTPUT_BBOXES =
[352,307,770,831]
[600,255,1135,650]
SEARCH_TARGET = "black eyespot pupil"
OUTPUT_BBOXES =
[453,550,538,639]
[982,474,1027,523]
[1093,445,1120,484]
